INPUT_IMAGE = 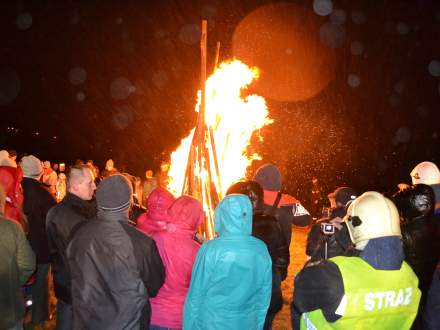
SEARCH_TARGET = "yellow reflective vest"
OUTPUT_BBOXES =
[300,256,421,330]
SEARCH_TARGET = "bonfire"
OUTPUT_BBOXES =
[167,21,272,239]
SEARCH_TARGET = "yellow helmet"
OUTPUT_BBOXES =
[344,191,401,249]
[410,161,440,185]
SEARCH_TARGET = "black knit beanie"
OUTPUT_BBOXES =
[96,174,132,212]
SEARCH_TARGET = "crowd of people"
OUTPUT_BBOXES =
[0,148,439,330]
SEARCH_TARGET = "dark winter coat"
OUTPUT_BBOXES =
[46,192,97,304]
[67,214,165,330]
[261,190,312,248]
[424,260,440,330]
[253,213,289,315]
[401,215,440,302]
[22,177,56,263]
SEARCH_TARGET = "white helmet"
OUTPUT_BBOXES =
[410,161,440,185]
[344,191,401,250]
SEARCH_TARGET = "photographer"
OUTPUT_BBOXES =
[306,187,357,262]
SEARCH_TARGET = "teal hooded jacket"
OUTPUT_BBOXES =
[183,194,272,330]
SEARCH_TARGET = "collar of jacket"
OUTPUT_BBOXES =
[63,192,97,219]
[97,208,129,222]
[22,176,40,185]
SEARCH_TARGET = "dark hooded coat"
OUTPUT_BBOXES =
[67,212,165,329]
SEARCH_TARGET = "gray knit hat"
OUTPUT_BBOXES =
[20,155,43,178]
[253,164,282,192]
[96,174,133,212]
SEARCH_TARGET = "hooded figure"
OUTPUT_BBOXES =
[226,180,289,330]
[67,175,165,329]
[137,187,175,236]
[0,166,25,228]
[183,194,272,330]
[149,196,203,329]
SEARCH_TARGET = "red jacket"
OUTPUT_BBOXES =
[0,166,24,228]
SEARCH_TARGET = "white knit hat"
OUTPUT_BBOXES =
[20,155,43,179]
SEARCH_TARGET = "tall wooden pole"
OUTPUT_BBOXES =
[180,20,220,240]
[200,20,207,117]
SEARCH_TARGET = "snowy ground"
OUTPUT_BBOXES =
[273,226,309,330]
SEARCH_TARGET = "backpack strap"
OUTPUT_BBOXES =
[266,191,282,217]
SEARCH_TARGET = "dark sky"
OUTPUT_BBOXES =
[0,0,439,204]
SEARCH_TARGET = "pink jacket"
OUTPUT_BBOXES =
[136,187,175,236]
[150,196,204,329]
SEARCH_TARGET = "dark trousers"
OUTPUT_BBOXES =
[6,323,23,330]
[264,271,283,330]
[56,299,73,330]
[31,263,49,324]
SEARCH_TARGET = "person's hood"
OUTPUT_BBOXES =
[166,195,203,236]
[147,187,175,222]
[214,194,252,236]
[253,163,282,191]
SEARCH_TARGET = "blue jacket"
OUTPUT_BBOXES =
[183,194,272,330]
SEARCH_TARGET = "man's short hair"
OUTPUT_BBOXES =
[67,165,93,191]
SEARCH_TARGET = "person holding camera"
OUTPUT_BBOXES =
[306,187,357,262]
[291,192,421,330]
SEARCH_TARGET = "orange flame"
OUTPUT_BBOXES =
[167,59,272,213]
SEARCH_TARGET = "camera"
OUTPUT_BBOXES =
[321,223,335,235]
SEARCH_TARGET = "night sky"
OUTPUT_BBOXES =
[1,0,439,206]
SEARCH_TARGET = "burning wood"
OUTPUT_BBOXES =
[167,21,273,239]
